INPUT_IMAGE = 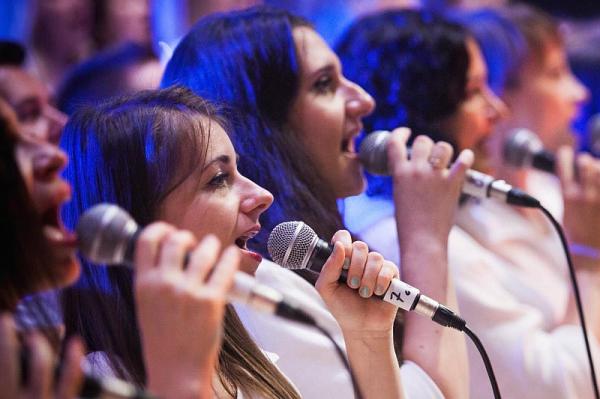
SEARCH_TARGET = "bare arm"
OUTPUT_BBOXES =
[388,128,472,398]
[315,232,404,399]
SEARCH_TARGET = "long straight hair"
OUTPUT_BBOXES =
[61,86,300,398]
[162,6,346,257]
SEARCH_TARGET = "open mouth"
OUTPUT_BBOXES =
[341,136,357,154]
[234,230,263,263]
[235,237,249,250]
[41,206,76,247]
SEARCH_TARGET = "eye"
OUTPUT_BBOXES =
[17,103,42,123]
[312,74,335,94]
[207,172,230,189]
[466,86,483,99]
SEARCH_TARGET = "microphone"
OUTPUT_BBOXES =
[503,128,555,173]
[359,130,540,208]
[267,221,467,331]
[20,346,157,399]
[587,114,600,156]
[76,203,315,326]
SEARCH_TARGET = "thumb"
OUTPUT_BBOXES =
[315,241,346,294]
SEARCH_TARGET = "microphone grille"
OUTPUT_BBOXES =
[587,114,600,155]
[76,203,138,264]
[267,221,317,270]
[503,128,542,168]
[358,130,391,176]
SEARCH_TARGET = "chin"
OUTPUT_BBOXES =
[52,257,82,289]
[336,176,366,199]
[240,257,261,275]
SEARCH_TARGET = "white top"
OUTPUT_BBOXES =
[235,259,444,399]
[342,172,600,399]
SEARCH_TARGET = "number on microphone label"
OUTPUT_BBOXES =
[383,280,419,311]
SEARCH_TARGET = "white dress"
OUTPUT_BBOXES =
[343,171,600,398]
[235,259,444,399]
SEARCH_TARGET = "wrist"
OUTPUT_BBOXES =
[147,366,213,399]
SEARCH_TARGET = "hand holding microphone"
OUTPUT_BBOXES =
[361,129,540,208]
[268,222,466,331]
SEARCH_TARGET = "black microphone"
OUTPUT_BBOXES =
[76,203,315,326]
[587,114,600,157]
[359,130,540,208]
[267,221,467,331]
[503,128,555,173]
[19,346,157,399]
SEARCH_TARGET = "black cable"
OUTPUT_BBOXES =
[463,326,502,399]
[312,323,364,399]
[537,204,600,399]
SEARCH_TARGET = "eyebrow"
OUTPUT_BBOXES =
[309,64,336,81]
[200,154,231,173]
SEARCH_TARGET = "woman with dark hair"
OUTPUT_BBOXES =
[62,85,418,398]
[0,95,239,398]
[337,6,600,398]
[162,6,471,398]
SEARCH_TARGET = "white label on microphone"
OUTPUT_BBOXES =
[383,279,420,311]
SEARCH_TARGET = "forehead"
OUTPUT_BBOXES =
[205,121,235,159]
[0,67,48,102]
[292,26,339,74]
[466,38,487,80]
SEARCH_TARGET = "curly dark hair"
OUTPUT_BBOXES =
[336,9,471,197]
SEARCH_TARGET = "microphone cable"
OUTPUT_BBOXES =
[536,203,600,399]
[283,312,364,399]
[463,325,501,399]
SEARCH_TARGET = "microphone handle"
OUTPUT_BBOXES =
[20,347,157,399]
[532,151,556,173]
[120,227,315,326]
[306,239,466,331]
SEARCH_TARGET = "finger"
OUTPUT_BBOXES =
[187,235,222,283]
[315,241,346,289]
[410,135,435,166]
[135,222,176,274]
[358,252,384,298]
[346,241,369,290]
[449,148,474,180]
[0,314,19,398]
[428,141,454,171]
[206,245,240,294]
[577,153,596,197]
[331,230,352,270]
[387,128,411,173]
[158,230,197,271]
[56,337,85,399]
[374,261,399,296]
[557,146,577,196]
[24,332,53,398]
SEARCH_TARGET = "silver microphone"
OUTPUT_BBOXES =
[76,203,315,325]
[267,221,467,331]
[359,130,540,208]
[503,128,556,173]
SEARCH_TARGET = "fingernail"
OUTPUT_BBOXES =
[359,286,371,298]
[350,277,360,289]
[374,285,385,296]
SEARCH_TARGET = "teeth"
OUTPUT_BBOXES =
[43,225,64,241]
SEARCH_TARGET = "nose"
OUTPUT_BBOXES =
[569,73,590,106]
[33,141,68,182]
[43,105,67,145]
[484,87,508,124]
[344,78,375,119]
[239,174,274,220]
